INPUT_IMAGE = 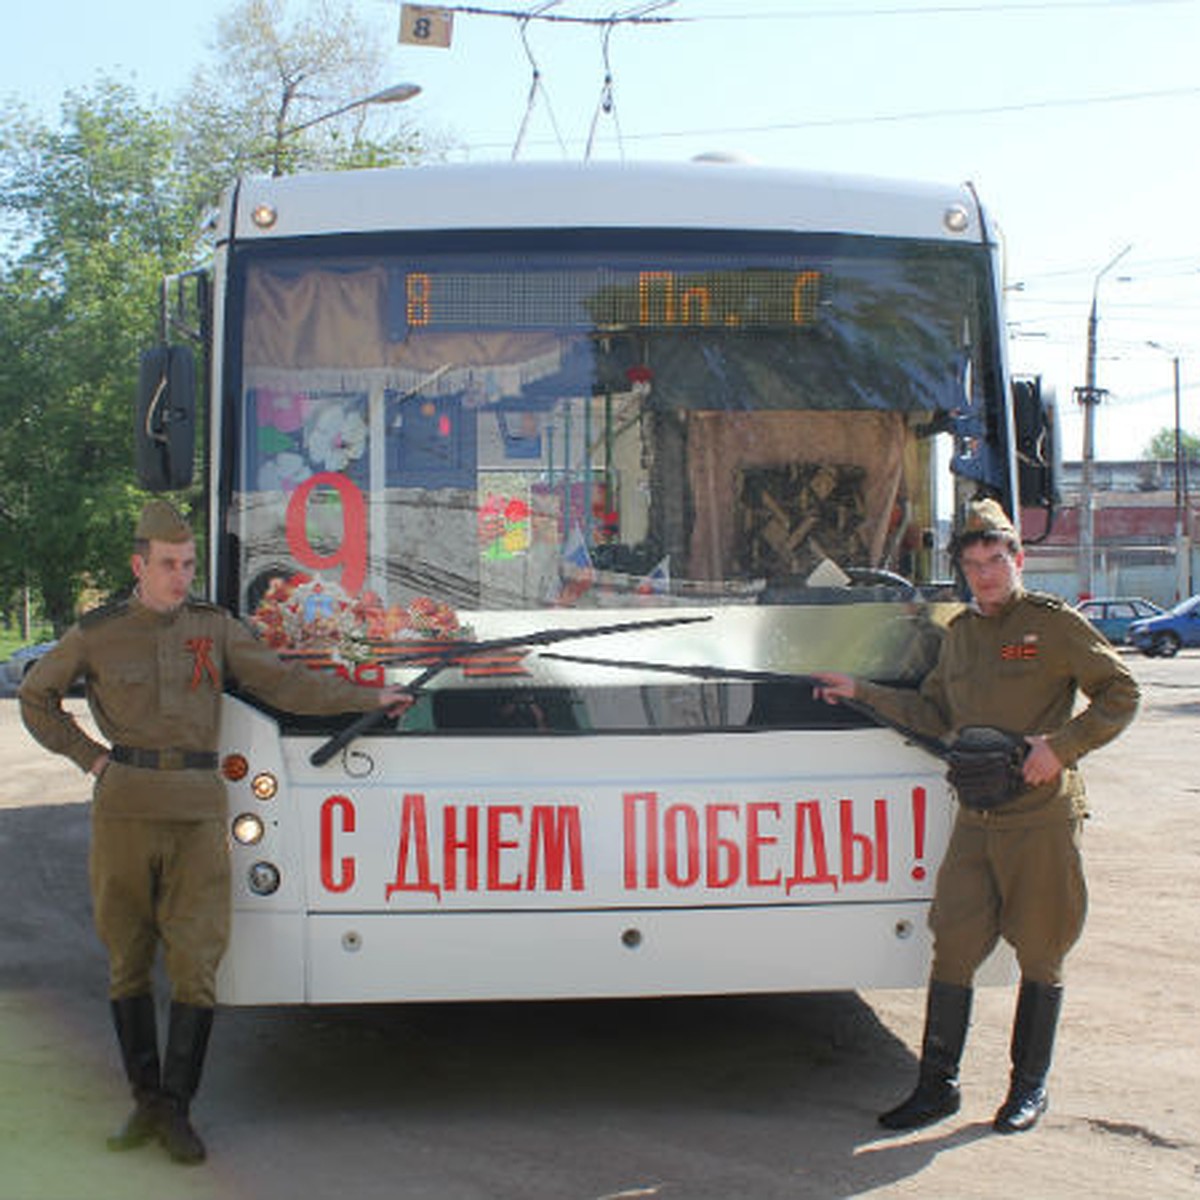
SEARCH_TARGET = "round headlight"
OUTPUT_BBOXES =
[247,861,281,896]
[232,813,265,846]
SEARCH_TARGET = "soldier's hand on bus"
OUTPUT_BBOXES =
[90,752,110,776]
[377,686,416,719]
[811,672,857,705]
[1022,734,1064,787]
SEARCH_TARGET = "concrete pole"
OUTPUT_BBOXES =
[1150,341,1190,600]
[1078,245,1131,599]
[1173,356,1192,599]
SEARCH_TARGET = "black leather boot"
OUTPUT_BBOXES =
[993,980,1062,1134]
[879,980,972,1131]
[158,1002,214,1164]
[107,994,162,1151]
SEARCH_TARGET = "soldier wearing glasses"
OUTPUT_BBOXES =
[814,498,1138,1135]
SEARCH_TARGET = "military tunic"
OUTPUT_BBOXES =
[856,588,1139,985]
[19,596,383,1004]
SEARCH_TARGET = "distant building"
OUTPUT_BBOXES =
[1020,459,1195,605]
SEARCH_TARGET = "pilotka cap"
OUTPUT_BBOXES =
[135,499,193,543]
[961,498,1017,538]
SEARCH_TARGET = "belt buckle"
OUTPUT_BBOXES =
[160,748,184,770]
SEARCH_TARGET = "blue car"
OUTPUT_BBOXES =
[1129,595,1200,657]
[0,641,56,688]
[1076,597,1163,645]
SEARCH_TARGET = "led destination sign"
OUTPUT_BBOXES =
[398,266,824,333]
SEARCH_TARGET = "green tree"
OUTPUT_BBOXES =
[0,82,196,631]
[177,0,427,211]
[1143,427,1200,463]
[0,1,434,630]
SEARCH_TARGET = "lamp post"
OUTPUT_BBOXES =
[1148,340,1190,599]
[271,82,421,177]
[1076,244,1131,599]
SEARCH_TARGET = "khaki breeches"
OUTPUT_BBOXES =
[929,814,1087,987]
[89,816,231,1006]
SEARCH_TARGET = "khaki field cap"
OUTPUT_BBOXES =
[135,499,193,543]
[962,498,1017,538]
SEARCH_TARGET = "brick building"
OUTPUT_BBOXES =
[1020,459,1195,605]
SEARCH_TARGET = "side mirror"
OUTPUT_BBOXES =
[1013,376,1060,542]
[136,345,196,491]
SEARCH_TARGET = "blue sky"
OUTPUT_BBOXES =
[5,0,1200,460]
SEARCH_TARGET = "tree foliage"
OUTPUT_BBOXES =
[177,0,426,211]
[0,0,431,632]
[1142,426,1200,464]
[0,82,196,631]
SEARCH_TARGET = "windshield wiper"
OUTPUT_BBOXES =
[308,614,711,766]
[538,648,948,758]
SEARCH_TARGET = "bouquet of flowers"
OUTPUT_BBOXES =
[251,574,463,661]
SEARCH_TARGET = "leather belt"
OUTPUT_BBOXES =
[110,746,219,771]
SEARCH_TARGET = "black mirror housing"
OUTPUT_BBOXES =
[1014,375,1060,510]
[136,344,196,491]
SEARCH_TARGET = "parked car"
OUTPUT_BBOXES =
[0,641,56,689]
[1129,595,1200,657]
[1076,597,1163,645]
[2,640,86,696]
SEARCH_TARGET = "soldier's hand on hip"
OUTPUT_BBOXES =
[1022,735,1063,787]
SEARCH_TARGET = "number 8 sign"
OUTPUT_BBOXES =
[399,4,454,48]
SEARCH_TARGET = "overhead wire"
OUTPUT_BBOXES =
[406,0,1192,21]
[460,83,1200,155]
[687,0,1192,17]
[423,1,1200,155]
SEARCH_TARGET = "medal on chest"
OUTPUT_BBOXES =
[1000,631,1039,662]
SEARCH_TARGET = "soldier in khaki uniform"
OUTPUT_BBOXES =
[815,498,1138,1135]
[19,500,410,1164]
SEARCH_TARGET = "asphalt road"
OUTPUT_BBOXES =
[1,652,1198,1200]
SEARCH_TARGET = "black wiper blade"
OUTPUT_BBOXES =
[309,613,711,766]
[538,649,948,759]
[375,613,712,667]
[539,649,818,687]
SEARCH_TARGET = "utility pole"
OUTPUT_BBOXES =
[1174,354,1191,597]
[1149,342,1190,599]
[1076,245,1131,600]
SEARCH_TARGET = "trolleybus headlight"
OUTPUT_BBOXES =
[247,861,281,896]
[251,771,278,801]
[232,813,265,846]
[222,753,249,782]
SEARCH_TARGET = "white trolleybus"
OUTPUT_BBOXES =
[138,159,1057,1005]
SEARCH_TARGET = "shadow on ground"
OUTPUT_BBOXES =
[1,801,973,1200]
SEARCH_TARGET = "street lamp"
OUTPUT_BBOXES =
[1148,340,1190,599]
[1076,243,1131,599]
[271,82,422,177]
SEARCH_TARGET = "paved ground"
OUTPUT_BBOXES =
[0,651,1197,1200]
